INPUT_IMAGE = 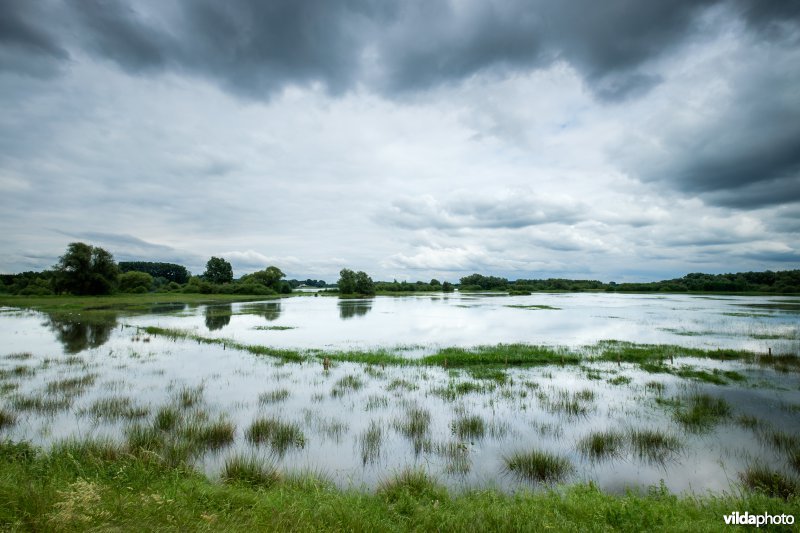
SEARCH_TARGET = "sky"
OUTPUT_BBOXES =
[1,0,798,283]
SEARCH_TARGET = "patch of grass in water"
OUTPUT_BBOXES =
[607,375,632,386]
[45,374,96,396]
[4,352,32,361]
[359,420,383,466]
[331,374,364,397]
[430,380,494,401]
[154,406,179,432]
[645,381,665,394]
[739,464,798,500]
[364,394,389,411]
[578,430,625,461]
[504,449,573,483]
[87,396,149,421]
[181,416,236,451]
[246,416,306,455]
[176,385,204,409]
[387,378,418,392]
[259,388,291,404]
[11,392,72,413]
[221,454,281,487]
[0,407,16,429]
[433,441,471,475]
[628,428,681,463]
[253,326,295,331]
[467,367,508,384]
[504,304,561,310]
[672,393,731,432]
[0,382,19,395]
[451,414,486,440]
[422,344,580,367]
[541,389,595,417]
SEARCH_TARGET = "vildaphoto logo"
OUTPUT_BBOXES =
[723,512,795,527]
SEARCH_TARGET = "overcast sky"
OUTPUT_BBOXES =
[1,0,798,282]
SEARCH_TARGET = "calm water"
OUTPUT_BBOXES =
[0,292,798,494]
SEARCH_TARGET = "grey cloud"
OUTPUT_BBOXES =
[383,193,583,231]
[4,0,798,100]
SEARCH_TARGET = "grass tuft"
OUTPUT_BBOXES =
[628,428,681,463]
[504,449,573,483]
[359,420,384,466]
[739,464,798,500]
[221,454,281,488]
[246,416,306,454]
[672,393,731,431]
[451,414,486,440]
[578,430,625,461]
[377,468,448,503]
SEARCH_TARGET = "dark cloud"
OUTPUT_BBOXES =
[0,0,69,76]
[3,0,798,99]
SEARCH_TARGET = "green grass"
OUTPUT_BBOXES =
[504,449,573,483]
[221,454,281,488]
[672,393,731,431]
[259,389,291,404]
[430,380,494,400]
[331,374,364,397]
[628,428,682,463]
[387,378,418,392]
[607,375,632,386]
[358,420,384,466]
[422,344,581,367]
[0,408,16,430]
[578,430,625,461]
[181,417,236,451]
[739,464,798,500]
[246,417,306,455]
[504,304,561,310]
[45,374,96,395]
[541,389,595,417]
[1,439,799,531]
[86,396,148,421]
[451,414,486,440]
[10,392,72,413]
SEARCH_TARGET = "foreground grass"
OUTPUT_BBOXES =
[1,440,798,532]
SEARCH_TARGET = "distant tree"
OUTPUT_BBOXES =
[429,279,441,288]
[53,242,119,295]
[118,262,190,284]
[204,257,233,284]
[118,271,153,293]
[354,271,375,295]
[442,281,454,292]
[337,269,357,294]
[247,266,286,291]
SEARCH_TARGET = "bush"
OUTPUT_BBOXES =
[118,271,153,293]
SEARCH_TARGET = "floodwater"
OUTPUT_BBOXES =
[0,292,798,494]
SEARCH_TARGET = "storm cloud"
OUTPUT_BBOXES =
[0,0,798,280]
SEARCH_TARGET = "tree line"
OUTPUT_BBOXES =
[1,242,798,296]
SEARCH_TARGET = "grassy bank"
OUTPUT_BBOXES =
[0,293,284,314]
[1,439,797,532]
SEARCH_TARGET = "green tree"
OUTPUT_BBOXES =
[442,281,455,292]
[118,271,153,293]
[204,257,233,284]
[337,269,357,294]
[53,242,119,295]
[246,266,286,291]
[354,271,375,295]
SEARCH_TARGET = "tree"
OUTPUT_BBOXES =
[53,242,119,295]
[204,257,233,284]
[118,271,153,293]
[337,269,357,294]
[118,262,190,284]
[246,266,286,291]
[442,281,454,292]
[354,271,375,295]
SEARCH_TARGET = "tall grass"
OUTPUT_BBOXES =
[739,464,798,500]
[628,428,681,463]
[504,449,573,483]
[578,430,625,461]
[451,414,486,440]
[221,454,281,488]
[359,420,384,466]
[672,393,731,431]
[246,416,306,455]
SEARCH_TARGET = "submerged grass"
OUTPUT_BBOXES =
[451,414,486,440]
[672,393,731,432]
[577,430,625,461]
[628,428,682,463]
[739,464,798,500]
[359,420,384,466]
[246,417,306,455]
[0,407,16,429]
[87,396,148,421]
[504,449,573,483]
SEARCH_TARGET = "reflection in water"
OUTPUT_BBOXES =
[147,303,188,315]
[240,302,283,322]
[46,312,118,354]
[205,304,232,331]
[338,299,372,320]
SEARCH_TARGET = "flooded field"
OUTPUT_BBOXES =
[1,293,798,495]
